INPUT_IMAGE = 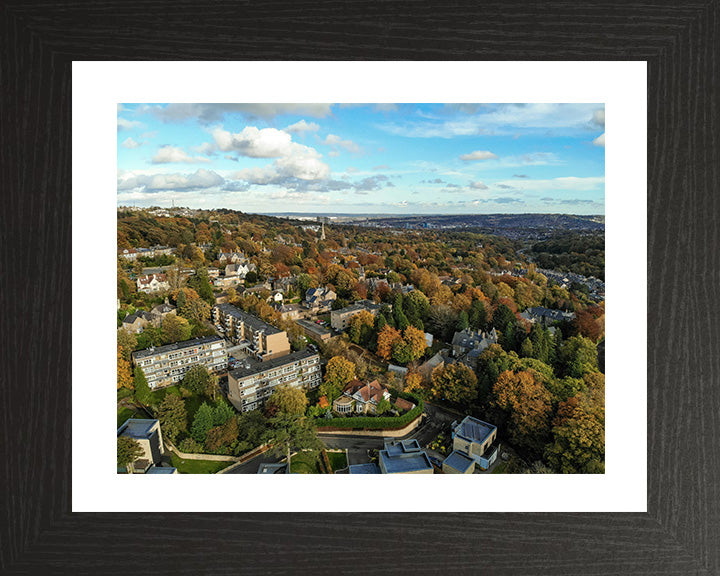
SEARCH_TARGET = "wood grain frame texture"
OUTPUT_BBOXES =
[1,1,718,574]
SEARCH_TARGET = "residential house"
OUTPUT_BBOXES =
[273,303,302,321]
[150,299,176,326]
[330,300,383,331]
[122,310,154,334]
[227,349,322,413]
[332,379,390,415]
[212,303,290,361]
[304,286,336,312]
[519,306,576,326]
[136,273,170,294]
[207,267,220,279]
[225,262,255,280]
[449,415,499,471]
[442,450,475,474]
[267,290,284,304]
[378,439,433,474]
[117,419,166,473]
[131,335,228,390]
[417,351,446,384]
[451,327,498,368]
[218,251,246,264]
[119,248,138,261]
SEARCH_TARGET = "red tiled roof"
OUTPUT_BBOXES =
[393,397,415,412]
[342,379,387,403]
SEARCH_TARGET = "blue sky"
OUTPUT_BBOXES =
[117,103,605,215]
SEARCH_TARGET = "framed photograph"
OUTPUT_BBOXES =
[3,2,718,574]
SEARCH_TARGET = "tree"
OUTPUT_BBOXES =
[190,402,216,443]
[404,370,424,394]
[469,299,487,331]
[187,271,215,304]
[117,329,137,359]
[117,436,144,474]
[376,325,403,361]
[320,356,356,402]
[205,417,240,453]
[235,410,269,454]
[492,303,516,333]
[558,336,599,378]
[348,310,375,346]
[117,346,133,390]
[430,363,478,405]
[157,393,187,442]
[492,370,552,451]
[181,365,212,396]
[161,314,192,343]
[376,397,392,415]
[266,385,308,416]
[264,412,323,469]
[402,326,428,363]
[456,310,469,331]
[546,396,604,473]
[180,297,211,324]
[134,366,151,405]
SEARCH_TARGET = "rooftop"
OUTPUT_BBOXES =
[117,418,158,439]
[443,450,475,473]
[348,463,381,474]
[146,466,177,474]
[132,335,225,360]
[229,348,319,380]
[214,303,282,335]
[453,415,497,444]
[257,463,288,474]
[379,439,433,474]
[333,299,382,315]
[296,319,332,335]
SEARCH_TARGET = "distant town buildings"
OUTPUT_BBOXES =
[227,348,322,413]
[119,245,175,261]
[131,335,228,390]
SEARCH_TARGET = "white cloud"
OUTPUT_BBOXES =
[460,150,498,161]
[322,134,362,155]
[118,169,224,192]
[593,109,605,127]
[121,137,140,149]
[494,176,605,192]
[469,180,488,189]
[149,103,333,123]
[151,145,211,164]
[285,120,320,134]
[117,117,143,131]
[117,104,124,113]
[593,133,605,147]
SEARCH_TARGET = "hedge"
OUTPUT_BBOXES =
[314,391,423,430]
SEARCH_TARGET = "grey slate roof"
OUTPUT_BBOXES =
[443,451,475,473]
[348,463,381,474]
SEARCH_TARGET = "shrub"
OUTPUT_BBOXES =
[316,392,423,430]
[178,438,203,453]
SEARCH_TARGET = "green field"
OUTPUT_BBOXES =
[169,451,231,474]
[117,406,139,428]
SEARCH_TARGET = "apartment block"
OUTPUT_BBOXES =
[227,349,322,413]
[132,335,228,390]
[212,303,290,361]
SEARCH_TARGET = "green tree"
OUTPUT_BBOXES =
[264,412,323,469]
[235,410,269,454]
[492,303,516,333]
[181,365,211,396]
[187,270,215,304]
[266,386,308,416]
[117,329,137,359]
[375,397,392,415]
[456,310,469,331]
[320,356,356,402]
[558,336,599,378]
[205,417,240,453]
[212,400,235,426]
[117,436,144,474]
[191,402,215,443]
[134,366,151,405]
[161,314,192,343]
[157,393,187,442]
[430,363,478,405]
[469,299,487,331]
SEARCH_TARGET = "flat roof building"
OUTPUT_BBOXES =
[295,318,333,342]
[330,300,384,331]
[378,439,433,475]
[227,348,321,413]
[132,335,227,390]
[212,303,290,362]
[117,418,166,472]
[451,415,499,470]
[442,450,475,474]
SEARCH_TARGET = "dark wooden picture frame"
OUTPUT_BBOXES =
[2,2,718,574]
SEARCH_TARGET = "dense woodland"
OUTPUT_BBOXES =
[117,208,605,473]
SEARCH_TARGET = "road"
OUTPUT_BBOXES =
[225,451,281,474]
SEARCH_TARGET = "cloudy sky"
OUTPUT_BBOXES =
[117,103,605,215]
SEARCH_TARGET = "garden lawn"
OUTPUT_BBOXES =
[491,462,507,474]
[289,451,322,474]
[117,406,139,428]
[327,451,348,472]
[169,451,231,474]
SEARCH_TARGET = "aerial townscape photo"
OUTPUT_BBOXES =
[116,103,605,475]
